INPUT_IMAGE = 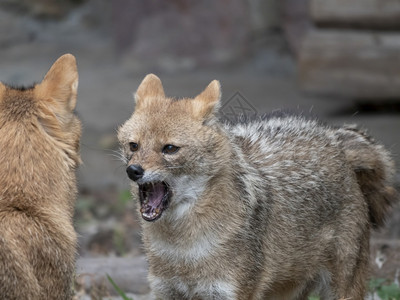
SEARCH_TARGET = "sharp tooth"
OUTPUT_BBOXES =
[140,207,144,213]
[155,208,160,214]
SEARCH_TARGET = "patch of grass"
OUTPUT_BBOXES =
[308,279,400,300]
[113,189,132,213]
[370,278,400,300]
[106,274,133,300]
[370,278,389,293]
[118,189,132,205]
[112,227,127,256]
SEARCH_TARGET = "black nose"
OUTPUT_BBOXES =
[126,164,144,181]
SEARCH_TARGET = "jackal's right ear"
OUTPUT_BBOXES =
[134,74,165,109]
[35,53,78,115]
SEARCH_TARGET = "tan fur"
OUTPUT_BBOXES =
[135,74,166,111]
[192,80,221,120]
[118,74,397,300]
[0,54,81,299]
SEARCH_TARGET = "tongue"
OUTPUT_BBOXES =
[141,182,168,221]
[147,183,165,209]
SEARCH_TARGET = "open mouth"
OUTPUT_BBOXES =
[138,181,170,222]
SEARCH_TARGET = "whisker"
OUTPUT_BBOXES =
[104,149,128,164]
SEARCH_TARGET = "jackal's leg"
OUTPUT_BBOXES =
[324,229,369,300]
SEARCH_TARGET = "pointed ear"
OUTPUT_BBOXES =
[134,74,165,109]
[192,80,221,120]
[35,54,78,113]
[33,55,81,166]
[0,82,5,95]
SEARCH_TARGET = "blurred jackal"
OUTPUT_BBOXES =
[0,54,81,299]
[119,74,397,299]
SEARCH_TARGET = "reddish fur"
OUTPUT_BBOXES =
[0,54,81,299]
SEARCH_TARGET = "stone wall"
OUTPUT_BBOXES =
[0,0,287,72]
[298,0,400,99]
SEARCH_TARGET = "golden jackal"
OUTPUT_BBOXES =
[118,74,397,299]
[0,54,81,299]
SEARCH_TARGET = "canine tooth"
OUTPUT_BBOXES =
[155,208,160,214]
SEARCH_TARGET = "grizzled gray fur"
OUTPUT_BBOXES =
[118,75,397,300]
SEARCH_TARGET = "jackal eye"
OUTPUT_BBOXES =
[162,144,180,154]
[129,142,139,152]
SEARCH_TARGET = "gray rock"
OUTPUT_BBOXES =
[76,256,150,296]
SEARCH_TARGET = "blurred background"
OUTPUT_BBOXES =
[0,0,399,298]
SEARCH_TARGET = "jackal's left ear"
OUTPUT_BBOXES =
[35,54,78,114]
[192,80,221,120]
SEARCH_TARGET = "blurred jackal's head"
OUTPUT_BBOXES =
[118,74,230,222]
[0,54,81,214]
[0,54,81,174]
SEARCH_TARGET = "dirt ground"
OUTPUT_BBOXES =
[1,9,400,298]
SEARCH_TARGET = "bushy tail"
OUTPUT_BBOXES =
[337,125,398,228]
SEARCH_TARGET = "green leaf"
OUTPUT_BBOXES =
[106,274,133,300]
[369,278,388,291]
[377,283,400,300]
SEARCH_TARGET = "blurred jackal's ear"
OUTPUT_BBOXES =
[35,53,78,114]
[134,74,165,109]
[192,80,221,120]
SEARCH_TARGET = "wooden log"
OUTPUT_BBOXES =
[76,256,150,296]
[298,29,400,99]
[311,0,400,29]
